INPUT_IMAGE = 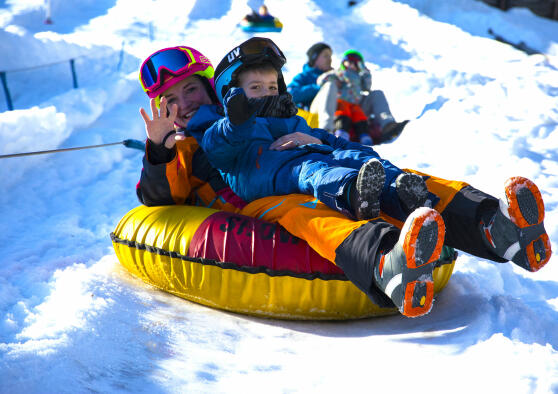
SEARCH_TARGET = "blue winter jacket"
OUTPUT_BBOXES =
[187,90,382,203]
[287,64,324,109]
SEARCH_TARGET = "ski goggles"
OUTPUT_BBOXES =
[236,37,286,67]
[139,47,214,98]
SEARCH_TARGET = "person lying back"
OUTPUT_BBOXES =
[191,37,428,221]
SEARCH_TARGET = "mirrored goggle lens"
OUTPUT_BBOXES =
[140,49,193,89]
[240,38,285,63]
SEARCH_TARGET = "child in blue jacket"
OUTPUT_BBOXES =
[194,37,428,222]
[287,42,332,109]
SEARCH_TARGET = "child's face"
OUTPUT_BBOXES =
[161,75,213,128]
[238,69,279,98]
[343,60,359,71]
[314,48,332,72]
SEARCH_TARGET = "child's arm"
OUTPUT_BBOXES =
[300,120,379,153]
[269,131,322,150]
[360,68,372,91]
[273,116,357,151]
[317,70,341,89]
[223,87,265,126]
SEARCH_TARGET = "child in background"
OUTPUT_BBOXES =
[243,5,274,23]
[319,49,374,145]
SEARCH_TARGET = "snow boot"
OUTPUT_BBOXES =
[374,207,445,317]
[334,129,351,141]
[334,116,352,141]
[351,158,385,220]
[378,120,409,144]
[396,172,429,214]
[359,134,373,146]
[354,120,373,146]
[480,177,551,272]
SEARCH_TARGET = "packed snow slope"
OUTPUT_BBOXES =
[1,0,557,392]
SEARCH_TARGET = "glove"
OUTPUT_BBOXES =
[224,87,265,125]
[316,70,338,86]
[256,93,299,118]
[360,68,372,91]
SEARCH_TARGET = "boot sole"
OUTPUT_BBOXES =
[505,177,551,272]
[398,207,445,317]
[355,158,385,220]
[396,173,428,213]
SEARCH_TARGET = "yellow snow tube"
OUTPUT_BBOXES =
[111,205,455,320]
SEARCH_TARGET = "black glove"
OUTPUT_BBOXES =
[256,93,299,118]
[224,87,265,125]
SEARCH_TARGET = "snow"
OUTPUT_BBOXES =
[1,0,557,392]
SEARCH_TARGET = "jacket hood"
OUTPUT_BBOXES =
[186,104,222,134]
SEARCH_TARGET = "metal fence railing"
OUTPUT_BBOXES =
[0,43,129,111]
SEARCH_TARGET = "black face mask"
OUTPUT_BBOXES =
[217,91,298,122]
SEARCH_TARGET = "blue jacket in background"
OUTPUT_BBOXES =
[188,89,406,218]
[287,64,324,109]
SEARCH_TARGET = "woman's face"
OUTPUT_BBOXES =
[314,48,333,72]
[161,75,213,128]
[238,69,279,98]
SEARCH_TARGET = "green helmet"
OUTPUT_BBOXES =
[340,49,364,70]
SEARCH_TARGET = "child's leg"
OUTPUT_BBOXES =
[361,90,395,129]
[360,91,409,144]
[326,148,427,220]
[353,120,373,145]
[310,80,338,132]
[333,100,352,141]
[288,156,358,217]
[274,153,384,220]
[348,103,373,145]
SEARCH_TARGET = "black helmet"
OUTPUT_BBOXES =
[214,37,287,103]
